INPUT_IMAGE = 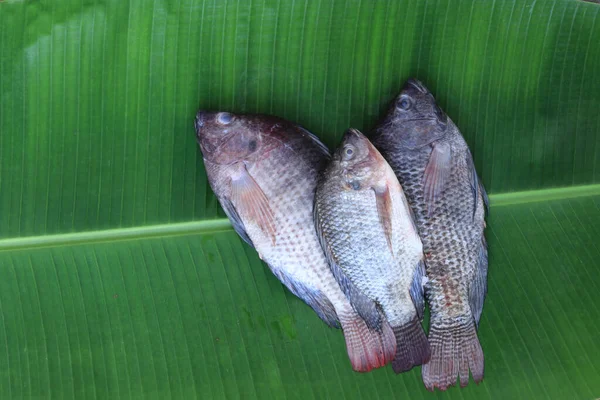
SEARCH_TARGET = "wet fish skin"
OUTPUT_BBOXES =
[195,111,396,372]
[371,79,489,391]
[314,128,430,373]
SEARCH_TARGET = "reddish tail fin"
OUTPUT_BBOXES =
[339,312,396,372]
[391,317,431,373]
[422,319,484,391]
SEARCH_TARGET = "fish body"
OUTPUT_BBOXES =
[195,111,396,372]
[371,79,489,390]
[314,128,430,373]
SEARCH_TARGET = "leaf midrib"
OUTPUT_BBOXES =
[1,183,599,252]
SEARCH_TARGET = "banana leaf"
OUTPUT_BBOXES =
[0,0,599,398]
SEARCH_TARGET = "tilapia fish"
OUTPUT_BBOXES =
[195,111,396,372]
[314,128,430,373]
[371,79,489,390]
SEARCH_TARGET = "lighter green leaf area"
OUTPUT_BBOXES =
[0,196,599,399]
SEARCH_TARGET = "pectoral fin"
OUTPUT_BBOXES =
[424,141,452,217]
[230,166,276,244]
[374,185,394,253]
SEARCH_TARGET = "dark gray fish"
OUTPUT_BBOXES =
[314,128,430,374]
[371,79,489,390]
[195,111,396,372]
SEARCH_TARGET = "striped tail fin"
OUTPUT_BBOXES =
[422,318,484,391]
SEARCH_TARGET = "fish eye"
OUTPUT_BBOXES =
[343,146,355,160]
[397,97,411,111]
[217,112,233,125]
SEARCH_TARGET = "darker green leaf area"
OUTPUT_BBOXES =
[0,196,599,399]
[1,0,599,237]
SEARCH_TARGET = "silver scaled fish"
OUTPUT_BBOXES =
[314,128,430,373]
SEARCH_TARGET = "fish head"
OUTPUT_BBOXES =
[334,128,387,190]
[375,78,448,150]
[195,110,285,166]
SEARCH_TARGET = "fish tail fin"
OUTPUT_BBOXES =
[422,318,484,391]
[391,316,431,373]
[339,310,396,372]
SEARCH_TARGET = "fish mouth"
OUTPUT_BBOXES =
[340,128,382,173]
[405,78,429,93]
[340,128,367,152]
[342,127,364,143]
[195,109,211,133]
[195,113,204,130]
[195,110,209,149]
[194,109,237,159]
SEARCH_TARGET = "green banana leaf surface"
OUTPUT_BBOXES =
[0,0,599,398]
